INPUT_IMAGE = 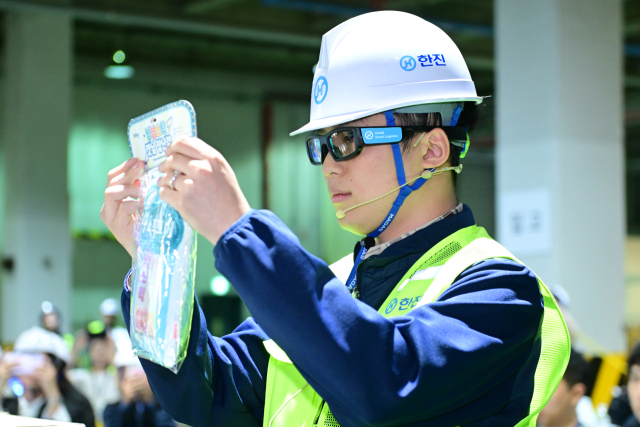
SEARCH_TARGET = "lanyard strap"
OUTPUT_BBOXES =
[344,175,430,292]
[345,109,432,293]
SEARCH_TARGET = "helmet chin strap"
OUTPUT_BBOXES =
[342,111,432,293]
[335,163,462,219]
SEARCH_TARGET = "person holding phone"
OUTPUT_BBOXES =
[103,352,176,427]
[0,327,95,427]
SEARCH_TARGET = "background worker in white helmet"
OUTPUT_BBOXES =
[101,10,570,427]
[0,327,95,427]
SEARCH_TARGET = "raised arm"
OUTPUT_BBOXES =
[102,157,271,426]
[215,209,544,426]
[121,282,271,426]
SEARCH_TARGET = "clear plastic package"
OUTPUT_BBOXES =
[127,100,197,373]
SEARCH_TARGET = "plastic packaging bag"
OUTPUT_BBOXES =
[127,100,197,373]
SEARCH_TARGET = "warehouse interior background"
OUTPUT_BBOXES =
[0,0,638,367]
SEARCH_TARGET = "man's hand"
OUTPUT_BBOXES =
[120,373,148,404]
[157,137,250,245]
[101,158,145,256]
[34,357,61,402]
[0,358,18,389]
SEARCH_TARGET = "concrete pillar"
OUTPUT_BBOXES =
[1,12,73,341]
[495,0,625,350]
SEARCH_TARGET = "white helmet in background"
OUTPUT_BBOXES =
[112,337,141,369]
[100,298,119,317]
[290,10,482,136]
[14,326,70,364]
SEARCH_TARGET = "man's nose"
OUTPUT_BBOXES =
[322,151,344,177]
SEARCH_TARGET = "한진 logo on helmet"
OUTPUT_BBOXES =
[385,298,398,314]
[364,130,374,140]
[400,56,417,71]
[314,76,328,104]
[418,54,447,67]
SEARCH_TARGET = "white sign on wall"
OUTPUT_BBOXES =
[498,188,552,256]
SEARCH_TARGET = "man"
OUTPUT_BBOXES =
[622,342,640,427]
[537,350,589,427]
[103,356,176,427]
[100,297,132,362]
[102,11,570,427]
[39,301,62,336]
[67,321,120,424]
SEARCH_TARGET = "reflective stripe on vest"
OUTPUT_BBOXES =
[262,225,571,427]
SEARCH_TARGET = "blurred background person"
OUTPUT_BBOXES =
[101,298,132,359]
[104,350,176,427]
[618,342,640,427]
[67,320,120,426]
[70,298,128,370]
[39,301,62,336]
[0,326,95,427]
[39,301,75,351]
[538,349,590,427]
[100,298,120,333]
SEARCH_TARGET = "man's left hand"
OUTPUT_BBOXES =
[157,137,251,245]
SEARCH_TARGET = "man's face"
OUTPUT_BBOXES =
[102,314,116,327]
[41,313,59,332]
[537,378,584,427]
[629,364,640,421]
[88,338,114,370]
[321,113,429,236]
[18,374,43,402]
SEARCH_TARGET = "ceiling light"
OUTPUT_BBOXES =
[210,275,230,296]
[113,50,126,64]
[104,65,135,79]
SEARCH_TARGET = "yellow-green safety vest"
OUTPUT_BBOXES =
[262,225,571,427]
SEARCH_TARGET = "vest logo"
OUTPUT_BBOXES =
[399,295,422,310]
[385,298,398,314]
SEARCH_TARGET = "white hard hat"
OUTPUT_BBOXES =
[14,326,70,364]
[100,298,119,316]
[112,336,141,368]
[290,11,482,136]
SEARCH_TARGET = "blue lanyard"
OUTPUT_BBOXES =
[344,177,428,293]
[343,107,460,294]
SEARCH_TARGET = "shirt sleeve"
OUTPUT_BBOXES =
[214,209,544,427]
[121,275,271,426]
[43,401,72,423]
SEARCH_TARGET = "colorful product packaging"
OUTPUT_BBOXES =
[127,100,197,373]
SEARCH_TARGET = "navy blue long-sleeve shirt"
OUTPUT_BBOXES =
[122,206,543,427]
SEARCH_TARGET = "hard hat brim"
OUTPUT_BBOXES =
[290,97,483,136]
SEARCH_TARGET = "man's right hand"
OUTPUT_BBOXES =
[0,358,18,389]
[100,158,145,257]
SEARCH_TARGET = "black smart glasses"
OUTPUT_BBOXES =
[305,126,466,165]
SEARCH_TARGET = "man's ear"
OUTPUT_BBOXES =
[415,129,450,169]
[569,383,586,406]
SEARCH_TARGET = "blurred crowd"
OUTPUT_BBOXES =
[0,290,639,427]
[535,287,640,427]
[0,298,179,427]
